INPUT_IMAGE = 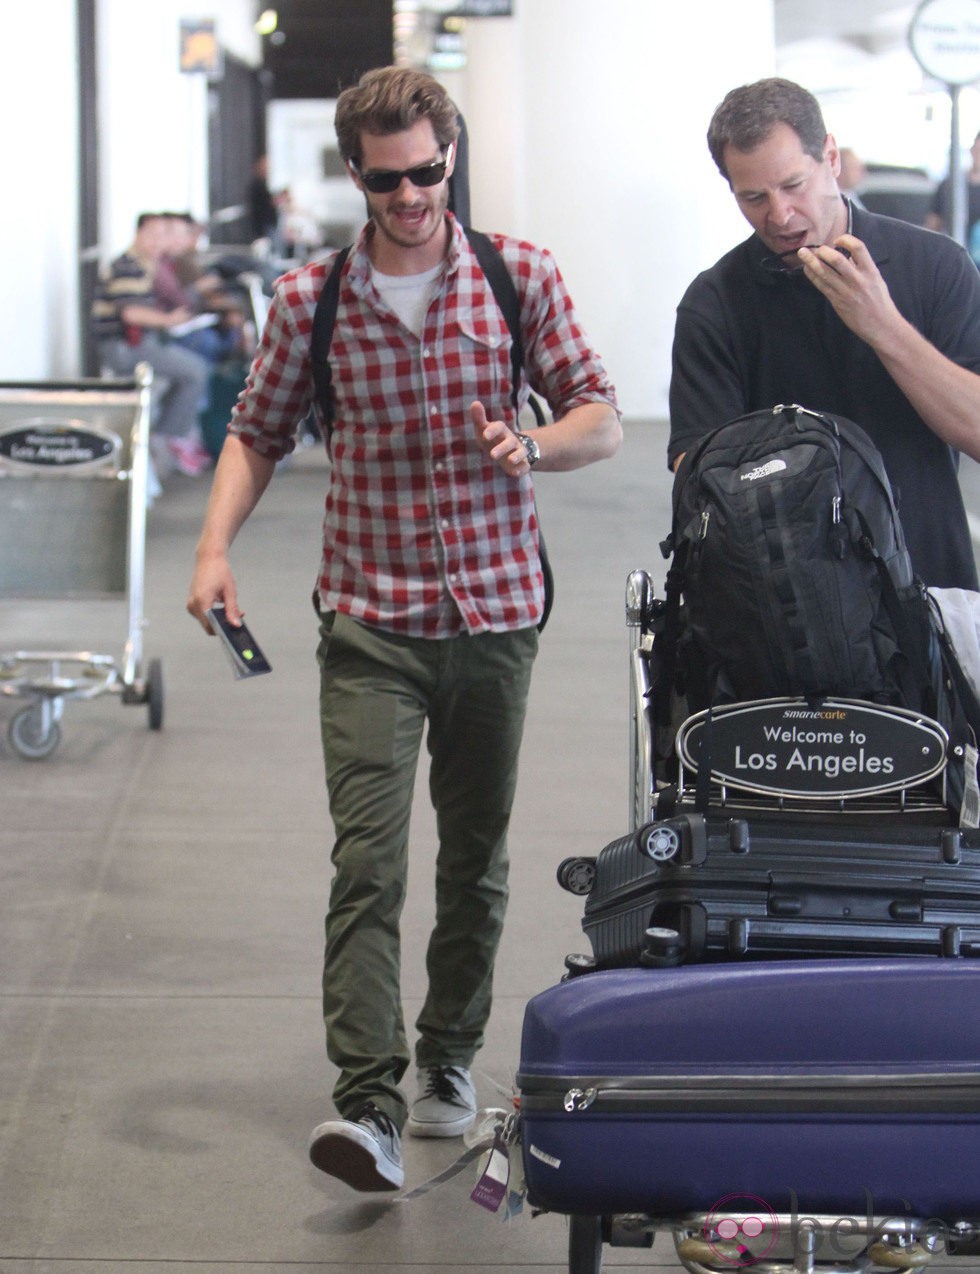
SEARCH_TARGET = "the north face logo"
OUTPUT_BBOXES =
[740,458,788,482]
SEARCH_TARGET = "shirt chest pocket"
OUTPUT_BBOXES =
[452,312,515,422]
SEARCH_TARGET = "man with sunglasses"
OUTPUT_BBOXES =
[186,66,620,1192]
[669,77,980,591]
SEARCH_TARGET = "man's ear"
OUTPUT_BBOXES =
[346,159,364,192]
[445,141,457,180]
[824,133,841,179]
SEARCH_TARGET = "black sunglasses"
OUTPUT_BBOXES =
[353,145,453,195]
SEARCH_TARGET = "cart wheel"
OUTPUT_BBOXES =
[9,704,62,760]
[676,1235,745,1265]
[146,658,164,731]
[867,1240,933,1268]
[568,1214,603,1274]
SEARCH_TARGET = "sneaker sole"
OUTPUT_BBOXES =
[309,1125,404,1191]
[405,1108,476,1139]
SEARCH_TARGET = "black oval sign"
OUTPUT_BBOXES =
[0,421,117,469]
[677,698,947,799]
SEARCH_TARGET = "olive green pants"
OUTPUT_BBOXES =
[317,611,538,1129]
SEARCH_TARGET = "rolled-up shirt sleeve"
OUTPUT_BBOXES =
[229,262,328,461]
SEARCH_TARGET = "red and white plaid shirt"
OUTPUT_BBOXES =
[230,214,619,637]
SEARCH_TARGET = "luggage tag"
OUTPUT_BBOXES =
[469,1108,525,1218]
[470,1128,510,1212]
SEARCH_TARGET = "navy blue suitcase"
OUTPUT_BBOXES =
[517,960,980,1235]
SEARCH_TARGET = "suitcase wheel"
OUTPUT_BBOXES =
[639,926,684,967]
[562,953,598,980]
[640,824,682,861]
[557,857,596,895]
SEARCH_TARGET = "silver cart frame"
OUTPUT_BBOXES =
[0,365,163,758]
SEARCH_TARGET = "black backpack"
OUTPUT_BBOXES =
[660,403,933,713]
[308,226,553,630]
[653,402,980,823]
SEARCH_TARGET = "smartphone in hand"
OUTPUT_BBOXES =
[205,605,272,678]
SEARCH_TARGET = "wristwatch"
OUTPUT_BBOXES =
[516,432,541,467]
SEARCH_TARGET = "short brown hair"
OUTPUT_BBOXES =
[334,67,460,166]
[707,78,828,184]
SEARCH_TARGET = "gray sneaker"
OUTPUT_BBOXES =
[406,1065,477,1138]
[308,1101,404,1191]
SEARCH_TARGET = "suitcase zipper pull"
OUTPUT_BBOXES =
[563,1086,598,1112]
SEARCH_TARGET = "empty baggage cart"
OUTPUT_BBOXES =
[0,365,163,758]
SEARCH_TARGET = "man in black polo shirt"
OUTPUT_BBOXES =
[669,77,980,590]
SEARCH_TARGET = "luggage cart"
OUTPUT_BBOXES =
[519,570,980,1274]
[0,365,163,759]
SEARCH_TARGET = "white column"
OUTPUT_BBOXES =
[459,0,776,420]
[0,0,78,378]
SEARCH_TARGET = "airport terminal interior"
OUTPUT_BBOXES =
[9,1,980,1271]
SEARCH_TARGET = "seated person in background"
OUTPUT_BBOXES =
[92,212,212,476]
[669,77,980,592]
[158,212,249,362]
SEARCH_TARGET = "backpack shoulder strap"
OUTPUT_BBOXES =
[310,245,351,437]
[462,227,525,411]
[463,226,551,627]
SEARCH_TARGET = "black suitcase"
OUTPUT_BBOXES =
[560,811,980,967]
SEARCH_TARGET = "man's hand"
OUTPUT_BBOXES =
[800,233,980,461]
[470,401,533,477]
[797,234,902,348]
[186,552,241,634]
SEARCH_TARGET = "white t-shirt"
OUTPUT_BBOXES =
[371,262,444,336]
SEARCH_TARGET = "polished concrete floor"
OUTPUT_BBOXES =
[2,420,979,1273]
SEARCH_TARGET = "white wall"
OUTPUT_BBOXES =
[0,1,79,378]
[97,0,261,258]
[457,0,776,420]
[266,99,365,239]
[2,0,773,410]
[0,0,259,381]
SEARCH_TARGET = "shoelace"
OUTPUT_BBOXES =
[422,1066,467,1104]
[354,1101,398,1139]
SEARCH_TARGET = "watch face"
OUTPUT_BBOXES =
[519,433,540,464]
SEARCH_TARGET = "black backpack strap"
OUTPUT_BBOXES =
[462,227,551,627]
[310,245,351,439]
[463,228,524,408]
